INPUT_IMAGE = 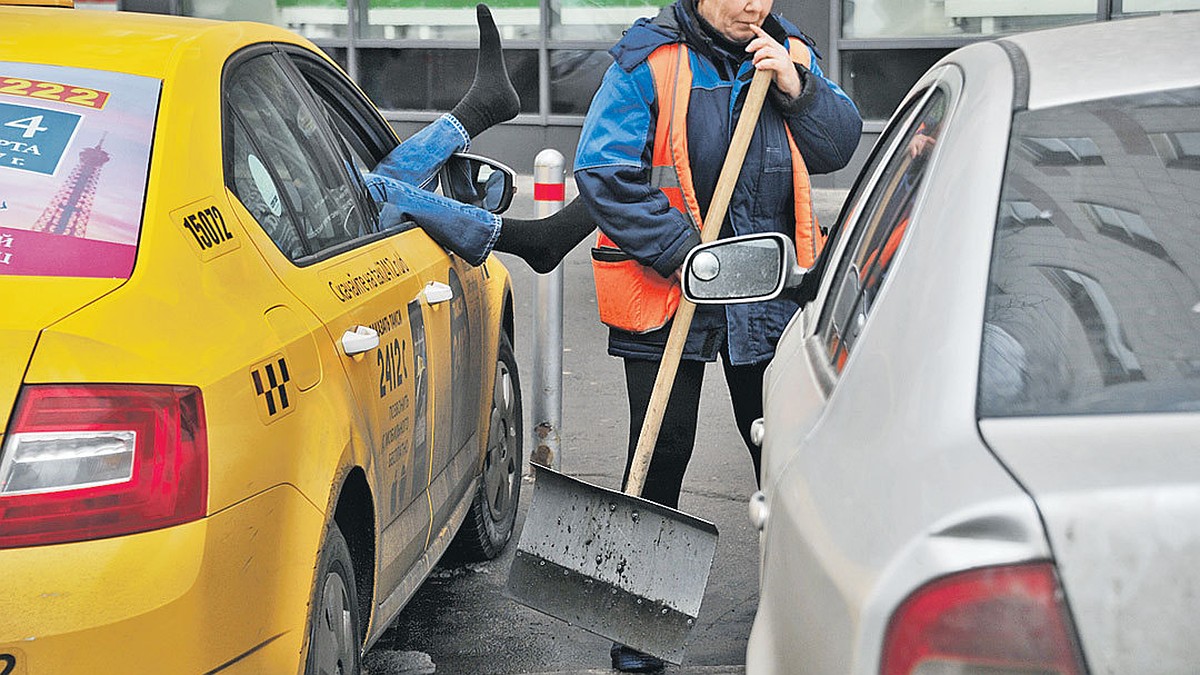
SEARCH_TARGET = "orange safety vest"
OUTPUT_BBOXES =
[592,40,825,334]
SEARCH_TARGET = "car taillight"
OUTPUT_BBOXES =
[881,563,1087,675]
[0,384,207,549]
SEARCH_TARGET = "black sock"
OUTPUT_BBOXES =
[449,4,520,139]
[496,197,596,274]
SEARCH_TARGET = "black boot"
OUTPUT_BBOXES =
[610,643,665,673]
[495,197,596,273]
[449,4,521,139]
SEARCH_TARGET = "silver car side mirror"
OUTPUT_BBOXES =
[439,152,517,214]
[681,232,806,304]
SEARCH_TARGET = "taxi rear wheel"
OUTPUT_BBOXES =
[451,331,523,561]
[305,523,361,675]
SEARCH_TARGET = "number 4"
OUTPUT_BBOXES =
[5,115,48,139]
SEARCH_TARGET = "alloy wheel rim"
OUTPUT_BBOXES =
[312,571,354,675]
[484,359,517,522]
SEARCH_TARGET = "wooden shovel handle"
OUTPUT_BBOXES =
[624,68,774,498]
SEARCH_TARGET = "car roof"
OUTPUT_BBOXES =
[1003,10,1200,110]
[1,6,312,78]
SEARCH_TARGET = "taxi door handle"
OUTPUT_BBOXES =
[341,325,380,356]
[423,281,454,305]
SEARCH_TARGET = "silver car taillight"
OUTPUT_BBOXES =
[881,563,1087,675]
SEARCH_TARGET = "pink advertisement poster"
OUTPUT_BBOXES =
[0,62,159,278]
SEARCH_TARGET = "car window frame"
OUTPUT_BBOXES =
[221,44,384,266]
[272,50,387,255]
[281,44,446,253]
[802,73,955,393]
[281,45,399,170]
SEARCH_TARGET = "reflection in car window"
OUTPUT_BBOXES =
[1020,136,1104,166]
[980,86,1200,416]
[225,54,373,260]
[230,117,305,258]
[817,88,948,374]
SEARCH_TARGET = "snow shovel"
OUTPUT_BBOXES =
[506,68,775,664]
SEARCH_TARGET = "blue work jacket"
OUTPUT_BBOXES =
[574,0,862,365]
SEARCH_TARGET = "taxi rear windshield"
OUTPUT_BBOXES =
[0,63,159,278]
[979,86,1200,417]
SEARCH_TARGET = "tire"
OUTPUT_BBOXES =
[305,523,362,675]
[451,331,523,561]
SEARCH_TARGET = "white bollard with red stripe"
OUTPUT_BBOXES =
[530,149,564,470]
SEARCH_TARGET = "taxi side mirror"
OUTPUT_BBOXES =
[682,232,807,304]
[440,153,516,214]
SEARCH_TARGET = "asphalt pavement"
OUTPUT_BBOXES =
[365,176,848,675]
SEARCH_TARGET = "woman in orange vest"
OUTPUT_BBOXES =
[574,0,862,668]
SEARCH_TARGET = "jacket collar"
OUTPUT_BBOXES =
[609,0,811,73]
[678,0,746,69]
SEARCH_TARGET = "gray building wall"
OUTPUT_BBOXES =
[393,0,873,189]
[125,1,1182,192]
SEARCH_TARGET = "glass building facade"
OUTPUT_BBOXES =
[117,0,1200,185]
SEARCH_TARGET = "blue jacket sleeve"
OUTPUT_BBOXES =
[773,42,863,175]
[574,62,701,278]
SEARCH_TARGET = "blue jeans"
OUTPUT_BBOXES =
[364,113,502,266]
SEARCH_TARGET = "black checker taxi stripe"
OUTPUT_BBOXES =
[251,355,294,422]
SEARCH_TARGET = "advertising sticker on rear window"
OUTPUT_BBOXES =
[0,103,82,175]
[0,64,159,279]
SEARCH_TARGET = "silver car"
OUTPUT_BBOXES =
[683,11,1200,675]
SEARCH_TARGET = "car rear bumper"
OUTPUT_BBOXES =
[0,484,325,674]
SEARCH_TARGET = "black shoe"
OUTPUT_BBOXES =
[610,643,665,673]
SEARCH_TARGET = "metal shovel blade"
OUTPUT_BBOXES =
[506,464,719,664]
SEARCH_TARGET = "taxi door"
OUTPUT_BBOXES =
[280,46,487,559]
[422,253,487,542]
[287,50,490,550]
[221,49,432,598]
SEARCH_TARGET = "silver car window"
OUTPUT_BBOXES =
[816,88,949,375]
[980,86,1200,416]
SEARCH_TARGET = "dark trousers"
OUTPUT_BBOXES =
[621,353,768,509]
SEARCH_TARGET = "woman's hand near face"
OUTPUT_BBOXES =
[747,23,803,99]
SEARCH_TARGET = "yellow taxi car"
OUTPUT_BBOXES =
[0,2,523,672]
